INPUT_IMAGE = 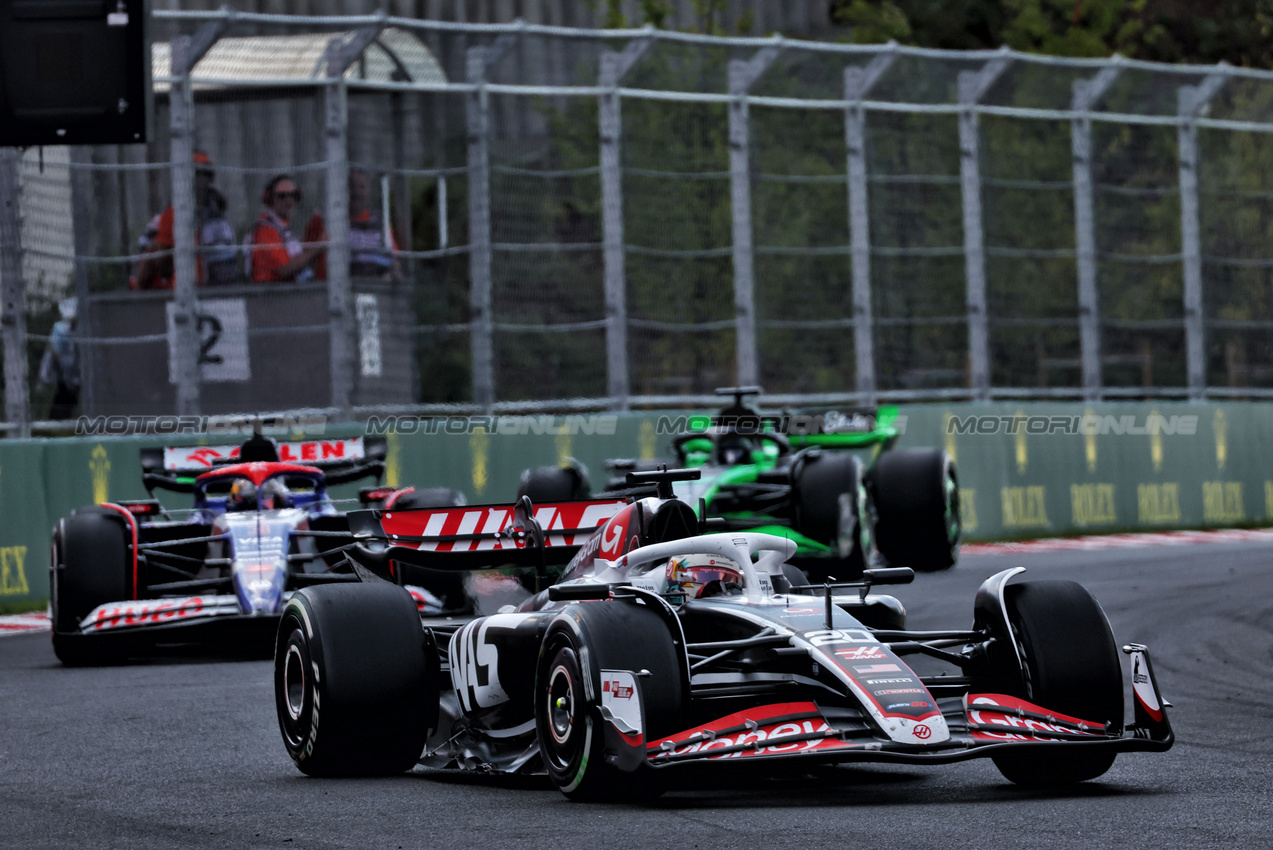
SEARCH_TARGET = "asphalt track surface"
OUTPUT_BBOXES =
[3,540,1271,850]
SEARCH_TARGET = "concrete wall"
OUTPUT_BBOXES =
[5,400,1273,609]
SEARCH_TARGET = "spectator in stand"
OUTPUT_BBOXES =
[133,150,238,289]
[245,174,325,283]
[306,167,403,282]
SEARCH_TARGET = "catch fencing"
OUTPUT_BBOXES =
[6,9,1273,434]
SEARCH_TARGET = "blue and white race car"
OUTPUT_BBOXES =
[49,434,463,665]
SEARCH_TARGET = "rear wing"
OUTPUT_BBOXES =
[347,497,625,574]
[141,437,386,492]
[786,405,902,450]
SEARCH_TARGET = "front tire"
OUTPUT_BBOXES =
[50,508,131,666]
[275,582,437,777]
[536,600,686,801]
[989,580,1124,785]
[871,449,959,572]
[793,452,870,582]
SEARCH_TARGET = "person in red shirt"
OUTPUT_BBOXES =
[306,167,402,282]
[133,150,238,289]
[245,174,325,283]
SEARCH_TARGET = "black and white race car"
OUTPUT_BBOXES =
[274,470,1173,799]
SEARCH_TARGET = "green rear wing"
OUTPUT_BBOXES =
[786,405,902,450]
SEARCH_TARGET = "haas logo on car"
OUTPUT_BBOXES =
[598,505,634,559]
[603,678,634,700]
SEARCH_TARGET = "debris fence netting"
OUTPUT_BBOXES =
[7,12,1273,432]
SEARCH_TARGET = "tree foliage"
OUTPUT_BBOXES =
[469,2,1273,402]
[829,0,1273,66]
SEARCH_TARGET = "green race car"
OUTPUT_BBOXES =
[518,388,960,581]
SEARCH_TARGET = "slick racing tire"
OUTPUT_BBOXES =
[275,582,438,777]
[792,452,870,582]
[50,507,131,666]
[990,580,1124,786]
[536,599,686,802]
[390,488,467,511]
[871,449,960,572]
[517,464,591,504]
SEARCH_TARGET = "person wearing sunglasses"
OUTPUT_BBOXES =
[244,174,326,283]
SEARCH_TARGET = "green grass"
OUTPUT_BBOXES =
[0,598,47,616]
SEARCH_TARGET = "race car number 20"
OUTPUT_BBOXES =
[802,628,877,646]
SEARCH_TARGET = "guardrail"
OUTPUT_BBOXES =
[3,400,1270,610]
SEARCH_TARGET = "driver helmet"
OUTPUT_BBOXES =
[227,479,258,512]
[665,554,744,599]
[717,433,754,465]
[260,478,292,510]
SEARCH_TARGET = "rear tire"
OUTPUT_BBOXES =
[275,582,436,777]
[517,465,591,504]
[871,449,959,572]
[391,488,466,510]
[536,600,685,801]
[793,453,870,582]
[990,580,1124,785]
[50,508,131,666]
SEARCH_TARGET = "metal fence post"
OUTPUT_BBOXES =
[1071,60,1123,400]
[168,21,227,418]
[322,25,384,420]
[465,31,521,411]
[957,50,1012,402]
[727,41,781,388]
[169,35,201,416]
[0,148,28,437]
[1178,65,1229,400]
[69,148,95,418]
[467,46,496,411]
[844,48,896,407]
[598,37,652,411]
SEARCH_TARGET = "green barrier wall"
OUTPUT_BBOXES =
[4,402,1272,610]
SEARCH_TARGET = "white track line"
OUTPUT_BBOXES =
[0,612,50,636]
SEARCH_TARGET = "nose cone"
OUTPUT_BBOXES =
[237,559,286,614]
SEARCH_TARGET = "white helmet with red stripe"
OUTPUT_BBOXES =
[664,554,744,599]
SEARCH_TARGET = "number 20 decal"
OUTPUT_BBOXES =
[803,628,877,646]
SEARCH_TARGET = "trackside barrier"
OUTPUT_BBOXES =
[3,401,1272,610]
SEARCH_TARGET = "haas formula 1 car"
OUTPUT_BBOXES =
[517,388,959,582]
[274,469,1172,800]
[49,434,463,665]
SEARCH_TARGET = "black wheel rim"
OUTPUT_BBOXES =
[547,662,575,747]
[541,644,586,778]
[277,625,312,751]
[283,641,306,722]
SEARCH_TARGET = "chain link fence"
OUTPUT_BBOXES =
[5,10,1273,434]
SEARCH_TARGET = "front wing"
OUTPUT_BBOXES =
[60,594,282,652]
[637,645,1173,770]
